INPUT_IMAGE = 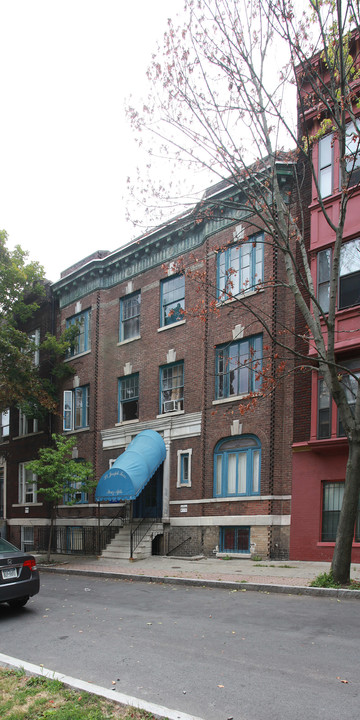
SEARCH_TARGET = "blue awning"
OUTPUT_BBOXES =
[95,429,166,503]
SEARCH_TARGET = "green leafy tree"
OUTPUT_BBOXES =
[0,229,77,416]
[28,434,95,561]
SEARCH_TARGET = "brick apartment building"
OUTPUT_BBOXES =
[34,171,292,561]
[0,284,55,550]
[1,173,294,560]
[290,44,360,562]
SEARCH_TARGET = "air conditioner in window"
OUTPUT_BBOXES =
[164,400,178,413]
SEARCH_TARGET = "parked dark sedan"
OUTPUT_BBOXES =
[0,538,40,608]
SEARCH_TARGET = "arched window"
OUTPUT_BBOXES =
[214,435,261,497]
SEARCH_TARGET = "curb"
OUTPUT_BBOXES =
[39,566,360,599]
[0,653,204,720]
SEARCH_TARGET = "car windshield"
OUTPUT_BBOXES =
[0,538,20,553]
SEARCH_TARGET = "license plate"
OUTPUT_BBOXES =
[2,568,17,580]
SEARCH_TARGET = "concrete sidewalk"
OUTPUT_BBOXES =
[37,553,360,597]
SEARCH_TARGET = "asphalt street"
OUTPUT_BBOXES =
[0,571,359,720]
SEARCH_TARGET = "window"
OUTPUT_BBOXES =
[322,482,360,542]
[215,335,262,400]
[120,292,140,341]
[339,239,360,309]
[29,328,40,366]
[218,232,264,300]
[317,248,331,313]
[317,239,360,311]
[220,527,250,554]
[318,134,333,197]
[63,386,89,431]
[160,362,184,413]
[18,462,37,504]
[338,359,359,436]
[0,410,10,440]
[21,526,34,552]
[160,275,185,326]
[344,121,360,187]
[66,527,84,552]
[214,436,261,497]
[63,460,89,504]
[118,374,139,422]
[19,410,38,436]
[177,449,192,487]
[318,378,331,439]
[66,309,91,356]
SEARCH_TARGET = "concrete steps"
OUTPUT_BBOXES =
[101,522,163,561]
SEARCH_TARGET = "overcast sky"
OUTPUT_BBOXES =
[0,0,184,282]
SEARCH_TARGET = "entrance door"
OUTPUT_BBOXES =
[133,465,163,519]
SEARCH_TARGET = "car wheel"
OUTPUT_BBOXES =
[8,596,29,609]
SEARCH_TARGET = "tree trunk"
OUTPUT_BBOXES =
[331,438,360,584]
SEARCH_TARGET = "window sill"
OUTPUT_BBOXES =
[13,431,44,441]
[63,426,90,435]
[117,336,141,346]
[157,319,186,333]
[0,439,9,445]
[64,349,91,362]
[216,288,264,306]
[317,541,360,547]
[213,393,260,406]
[176,482,192,488]
[115,419,140,427]
[58,503,90,508]
[157,410,185,418]
[217,552,251,558]
[12,503,43,508]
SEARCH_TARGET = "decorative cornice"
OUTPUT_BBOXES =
[52,207,249,309]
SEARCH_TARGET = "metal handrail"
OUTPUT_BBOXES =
[130,516,161,559]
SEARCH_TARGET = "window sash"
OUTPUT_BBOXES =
[0,409,10,439]
[318,241,360,312]
[317,248,331,313]
[318,379,331,439]
[18,463,37,504]
[66,310,91,356]
[19,410,38,436]
[118,374,139,422]
[220,527,250,553]
[344,121,360,186]
[318,134,333,197]
[214,439,261,497]
[178,450,192,487]
[161,276,185,326]
[322,482,360,543]
[160,363,184,412]
[216,335,262,399]
[120,293,141,341]
[218,233,264,300]
[63,387,89,431]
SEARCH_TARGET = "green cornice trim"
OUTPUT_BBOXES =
[53,208,249,309]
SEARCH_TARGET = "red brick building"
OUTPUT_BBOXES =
[290,49,360,562]
[44,174,294,560]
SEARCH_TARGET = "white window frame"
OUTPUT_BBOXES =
[63,386,90,431]
[119,292,141,342]
[177,449,192,488]
[29,328,40,366]
[318,133,333,198]
[19,409,38,436]
[18,462,37,504]
[0,409,10,440]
